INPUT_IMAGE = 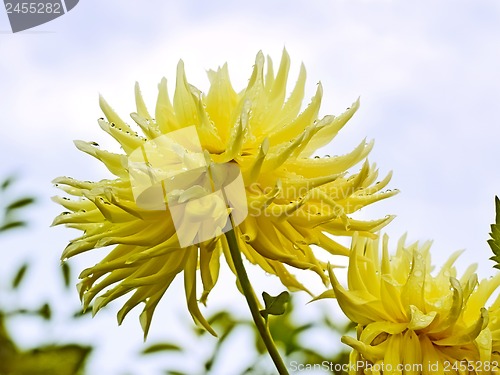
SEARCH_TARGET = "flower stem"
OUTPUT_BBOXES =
[225,228,289,375]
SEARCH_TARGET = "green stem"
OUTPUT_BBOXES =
[225,228,289,375]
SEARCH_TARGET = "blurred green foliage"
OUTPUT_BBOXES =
[0,176,34,232]
[140,295,353,375]
[0,176,91,375]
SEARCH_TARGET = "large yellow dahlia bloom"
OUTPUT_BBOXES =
[53,50,396,337]
[329,234,500,375]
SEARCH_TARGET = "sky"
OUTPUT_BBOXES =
[1,0,500,374]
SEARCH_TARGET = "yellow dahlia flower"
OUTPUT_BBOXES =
[52,50,396,337]
[329,234,500,375]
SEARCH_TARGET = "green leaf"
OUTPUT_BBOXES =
[38,303,52,320]
[0,314,18,373]
[489,196,500,269]
[259,291,290,320]
[72,309,92,318]
[141,343,183,355]
[0,221,26,232]
[12,263,29,289]
[8,344,91,375]
[204,356,214,372]
[6,197,35,213]
[1,176,15,191]
[61,262,71,288]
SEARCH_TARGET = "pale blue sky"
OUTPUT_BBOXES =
[1,1,500,374]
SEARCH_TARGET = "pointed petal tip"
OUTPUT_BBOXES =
[98,94,110,110]
[308,289,336,304]
[385,214,397,223]
[280,47,290,60]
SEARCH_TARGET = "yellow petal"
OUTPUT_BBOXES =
[155,77,178,132]
[184,247,217,336]
[299,98,359,157]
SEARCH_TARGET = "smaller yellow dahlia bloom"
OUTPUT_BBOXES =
[53,50,397,338]
[329,234,500,375]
